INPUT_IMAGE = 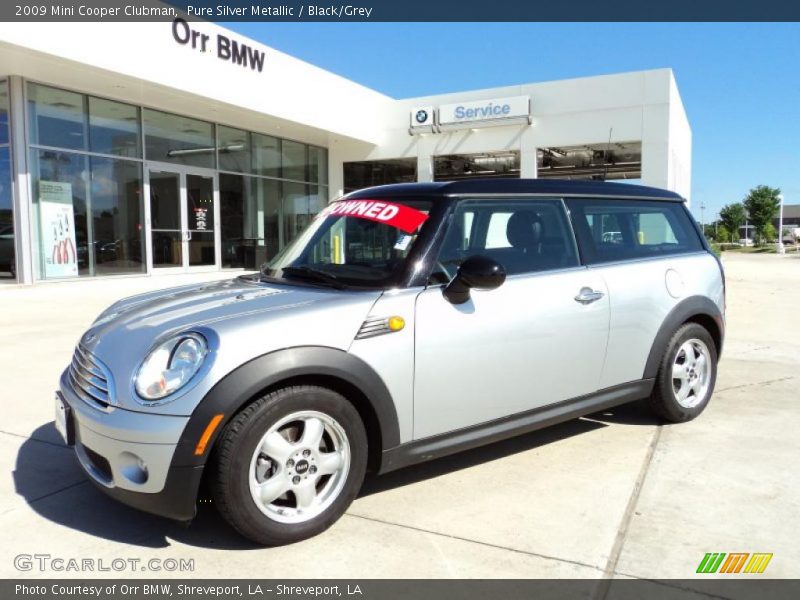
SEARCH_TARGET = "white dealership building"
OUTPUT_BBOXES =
[0,19,691,284]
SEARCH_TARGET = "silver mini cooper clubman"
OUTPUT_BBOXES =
[55,179,724,545]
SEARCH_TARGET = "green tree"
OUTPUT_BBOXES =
[743,185,781,245]
[718,202,746,242]
[716,224,731,243]
[763,222,777,243]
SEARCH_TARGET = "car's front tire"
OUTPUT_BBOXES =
[648,322,718,423]
[211,385,367,545]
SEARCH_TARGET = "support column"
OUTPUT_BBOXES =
[9,76,34,284]
[416,148,433,182]
[327,140,344,201]
[519,126,537,179]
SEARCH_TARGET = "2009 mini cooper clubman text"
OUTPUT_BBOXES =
[56,179,725,545]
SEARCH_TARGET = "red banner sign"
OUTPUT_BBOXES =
[329,199,428,233]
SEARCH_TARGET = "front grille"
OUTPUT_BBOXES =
[68,344,114,409]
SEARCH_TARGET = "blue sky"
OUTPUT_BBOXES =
[228,22,800,221]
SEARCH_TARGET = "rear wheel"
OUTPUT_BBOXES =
[648,322,718,423]
[211,385,367,545]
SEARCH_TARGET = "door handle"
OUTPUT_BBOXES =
[574,287,605,304]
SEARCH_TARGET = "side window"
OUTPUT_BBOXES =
[432,199,579,281]
[567,199,702,264]
[485,213,512,248]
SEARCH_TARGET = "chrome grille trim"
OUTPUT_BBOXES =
[70,361,108,391]
[67,344,114,410]
[73,346,106,380]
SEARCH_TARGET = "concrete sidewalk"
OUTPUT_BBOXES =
[1,255,797,583]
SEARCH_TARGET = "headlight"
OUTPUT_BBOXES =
[135,333,208,401]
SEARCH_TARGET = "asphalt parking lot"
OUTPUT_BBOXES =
[1,252,797,581]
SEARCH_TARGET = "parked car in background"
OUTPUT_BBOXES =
[55,179,725,545]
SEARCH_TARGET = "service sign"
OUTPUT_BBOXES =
[439,96,530,126]
[329,200,428,233]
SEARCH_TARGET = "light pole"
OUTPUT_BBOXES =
[777,193,785,254]
[700,202,706,237]
[744,212,749,245]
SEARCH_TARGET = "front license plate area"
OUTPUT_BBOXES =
[55,392,75,446]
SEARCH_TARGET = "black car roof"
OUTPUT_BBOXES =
[343,179,684,202]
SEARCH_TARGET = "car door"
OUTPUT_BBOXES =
[566,197,716,389]
[412,198,610,440]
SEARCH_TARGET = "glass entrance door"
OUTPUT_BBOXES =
[146,166,218,272]
[185,174,216,267]
[149,170,183,268]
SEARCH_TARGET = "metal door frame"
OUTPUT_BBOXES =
[144,162,220,274]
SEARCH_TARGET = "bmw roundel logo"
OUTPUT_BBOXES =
[415,110,429,124]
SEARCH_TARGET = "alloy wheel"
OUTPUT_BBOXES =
[248,410,351,524]
[671,338,712,409]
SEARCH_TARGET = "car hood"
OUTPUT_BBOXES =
[76,277,383,414]
[90,276,375,332]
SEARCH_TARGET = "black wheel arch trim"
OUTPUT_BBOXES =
[171,346,401,468]
[642,295,724,380]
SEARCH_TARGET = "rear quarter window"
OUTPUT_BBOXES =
[566,198,703,264]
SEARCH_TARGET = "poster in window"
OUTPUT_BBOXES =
[40,180,78,278]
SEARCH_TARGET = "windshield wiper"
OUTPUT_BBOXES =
[279,266,348,289]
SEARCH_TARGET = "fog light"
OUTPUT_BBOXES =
[119,451,149,485]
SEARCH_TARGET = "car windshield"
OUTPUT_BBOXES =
[261,198,434,288]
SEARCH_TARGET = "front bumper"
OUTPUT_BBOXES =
[58,371,201,521]
[87,462,204,522]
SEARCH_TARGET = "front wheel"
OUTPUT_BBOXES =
[211,385,367,545]
[648,322,718,423]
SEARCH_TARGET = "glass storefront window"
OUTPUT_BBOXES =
[0,82,9,146]
[89,97,141,158]
[0,80,13,281]
[308,145,328,184]
[22,82,329,279]
[256,177,282,257]
[89,157,145,275]
[0,148,14,279]
[220,173,280,269]
[343,158,416,193]
[31,149,90,278]
[143,108,215,168]
[282,182,326,245]
[28,83,87,151]
[434,152,521,181]
[281,139,307,182]
[218,125,251,173]
[252,133,280,178]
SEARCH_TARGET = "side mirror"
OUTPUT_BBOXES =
[443,255,506,304]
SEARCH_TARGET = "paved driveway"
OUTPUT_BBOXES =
[1,253,797,580]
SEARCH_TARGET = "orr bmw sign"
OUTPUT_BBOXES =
[172,18,265,73]
[409,96,531,134]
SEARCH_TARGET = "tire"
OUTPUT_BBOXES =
[648,322,718,423]
[211,385,367,545]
